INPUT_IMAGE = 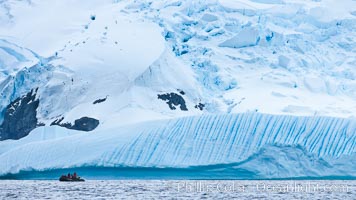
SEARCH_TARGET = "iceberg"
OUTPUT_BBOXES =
[0,113,355,179]
[0,0,356,180]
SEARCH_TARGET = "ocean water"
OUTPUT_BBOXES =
[0,180,355,199]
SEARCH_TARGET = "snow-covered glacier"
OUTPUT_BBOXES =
[0,113,355,179]
[0,0,356,179]
[1,0,356,133]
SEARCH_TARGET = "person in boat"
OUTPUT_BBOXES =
[60,173,84,181]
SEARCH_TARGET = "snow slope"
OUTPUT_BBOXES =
[0,0,169,127]
[0,113,355,178]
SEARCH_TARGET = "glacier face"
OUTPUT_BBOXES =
[0,0,356,134]
[0,113,355,178]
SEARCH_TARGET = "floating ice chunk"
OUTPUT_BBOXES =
[219,27,260,48]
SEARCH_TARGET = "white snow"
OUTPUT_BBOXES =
[0,0,356,178]
[1,0,356,126]
[0,126,81,155]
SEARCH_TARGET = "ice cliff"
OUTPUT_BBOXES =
[0,113,355,178]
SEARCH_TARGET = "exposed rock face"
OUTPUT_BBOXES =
[158,92,188,111]
[93,97,107,104]
[72,117,99,131]
[51,116,99,132]
[0,89,42,140]
[50,117,71,129]
[195,103,205,111]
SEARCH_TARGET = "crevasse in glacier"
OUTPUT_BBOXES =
[0,113,355,178]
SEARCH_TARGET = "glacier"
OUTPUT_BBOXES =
[0,0,356,179]
[0,113,355,179]
[1,0,356,130]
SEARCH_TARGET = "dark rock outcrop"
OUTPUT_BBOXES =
[51,116,99,132]
[50,117,72,129]
[93,97,107,104]
[195,103,205,111]
[0,88,43,140]
[177,89,185,95]
[72,117,99,131]
[158,92,188,111]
